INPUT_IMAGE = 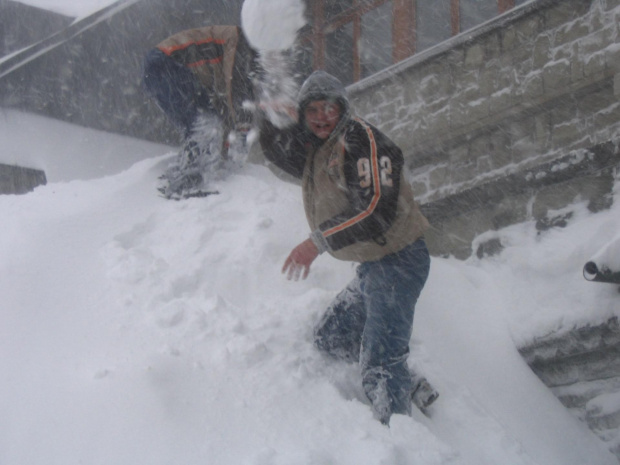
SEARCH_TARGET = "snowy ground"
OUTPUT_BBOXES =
[1,110,619,465]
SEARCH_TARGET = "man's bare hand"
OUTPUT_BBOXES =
[282,238,319,281]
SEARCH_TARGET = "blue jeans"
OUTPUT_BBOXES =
[314,239,430,423]
[142,48,214,137]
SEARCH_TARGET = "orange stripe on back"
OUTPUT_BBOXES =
[187,57,223,67]
[159,37,226,55]
[323,119,381,238]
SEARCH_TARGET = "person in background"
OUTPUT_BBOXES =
[142,25,260,199]
[258,70,437,425]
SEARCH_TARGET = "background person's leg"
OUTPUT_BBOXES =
[142,48,211,138]
[314,274,366,364]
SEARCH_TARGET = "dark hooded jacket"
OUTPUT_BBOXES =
[259,70,429,263]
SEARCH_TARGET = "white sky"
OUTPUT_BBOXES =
[13,0,119,17]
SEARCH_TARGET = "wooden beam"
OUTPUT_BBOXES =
[353,13,361,82]
[498,0,516,14]
[393,0,415,62]
[313,0,325,70]
[451,0,460,35]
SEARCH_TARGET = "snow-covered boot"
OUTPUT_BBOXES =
[158,169,205,200]
[411,375,439,412]
[158,113,222,199]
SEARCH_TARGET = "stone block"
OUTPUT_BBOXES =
[579,29,613,57]
[554,19,591,47]
[489,133,514,168]
[432,208,496,259]
[501,27,517,52]
[531,174,614,220]
[534,112,551,145]
[476,154,494,173]
[448,102,468,131]
[422,93,451,116]
[566,43,585,82]
[478,61,502,97]
[415,62,453,98]
[586,402,620,431]
[520,318,620,385]
[425,107,451,138]
[588,3,606,31]
[487,87,514,115]
[578,85,615,117]
[470,132,512,171]
[448,143,470,164]
[484,33,501,61]
[452,98,489,131]
[594,100,620,130]
[504,40,533,76]
[603,0,620,10]
[551,122,583,152]
[454,68,482,95]
[533,34,552,70]
[450,159,478,185]
[0,164,47,194]
[475,237,504,259]
[544,1,590,30]
[512,14,543,42]
[607,45,620,73]
[517,73,544,101]
[470,96,491,121]
[543,59,573,94]
[510,118,538,163]
[428,164,451,192]
[615,73,620,96]
[470,135,491,159]
[410,179,429,199]
[493,194,531,229]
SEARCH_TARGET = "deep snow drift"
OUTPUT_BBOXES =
[1,111,619,465]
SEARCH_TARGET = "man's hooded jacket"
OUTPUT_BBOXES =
[259,71,429,263]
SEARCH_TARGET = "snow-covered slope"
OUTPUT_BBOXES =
[0,109,171,182]
[1,112,618,465]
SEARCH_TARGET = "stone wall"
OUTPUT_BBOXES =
[0,163,47,194]
[348,0,620,258]
[520,317,620,460]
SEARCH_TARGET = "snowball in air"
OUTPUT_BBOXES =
[241,0,307,51]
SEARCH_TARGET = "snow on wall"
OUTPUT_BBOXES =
[347,0,620,259]
[349,0,620,204]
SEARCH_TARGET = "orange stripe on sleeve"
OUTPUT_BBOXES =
[159,37,226,56]
[187,57,223,67]
[323,119,381,238]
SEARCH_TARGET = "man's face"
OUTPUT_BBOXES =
[304,100,342,139]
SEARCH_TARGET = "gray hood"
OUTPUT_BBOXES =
[297,70,350,138]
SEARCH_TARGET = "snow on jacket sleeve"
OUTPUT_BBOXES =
[318,118,403,252]
[258,118,308,179]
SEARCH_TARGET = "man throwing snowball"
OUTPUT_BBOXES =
[258,70,436,425]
